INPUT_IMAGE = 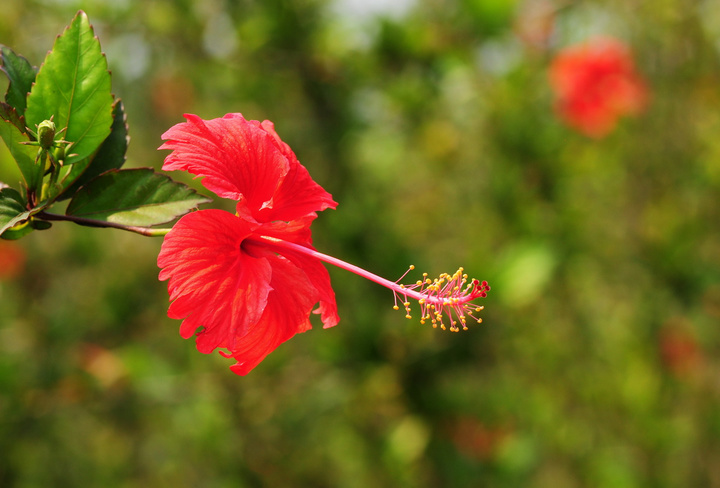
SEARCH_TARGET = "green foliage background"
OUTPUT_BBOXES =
[1,0,720,486]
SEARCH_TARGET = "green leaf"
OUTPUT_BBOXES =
[59,99,128,199]
[25,10,113,168]
[66,168,211,227]
[0,217,50,240]
[1,45,37,115]
[0,187,32,236]
[0,103,42,190]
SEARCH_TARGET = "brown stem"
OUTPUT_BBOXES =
[36,211,170,237]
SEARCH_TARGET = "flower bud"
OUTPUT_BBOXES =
[37,119,56,149]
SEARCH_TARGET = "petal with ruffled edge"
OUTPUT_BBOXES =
[158,209,273,352]
[159,113,288,211]
[249,120,338,222]
[224,254,319,375]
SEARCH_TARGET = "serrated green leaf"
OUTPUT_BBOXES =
[1,45,37,115]
[66,168,211,227]
[25,10,113,170]
[59,99,128,199]
[0,102,26,133]
[0,187,32,235]
[0,103,42,190]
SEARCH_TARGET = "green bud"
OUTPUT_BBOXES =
[53,145,65,163]
[37,119,56,149]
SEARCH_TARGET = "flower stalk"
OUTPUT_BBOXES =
[253,235,489,332]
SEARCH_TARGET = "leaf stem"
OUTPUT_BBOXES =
[36,211,170,237]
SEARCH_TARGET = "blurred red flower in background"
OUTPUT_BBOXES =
[157,114,339,375]
[445,416,510,461]
[549,37,648,138]
[659,319,703,379]
[0,240,26,280]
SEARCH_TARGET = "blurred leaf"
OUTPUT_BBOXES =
[60,99,128,199]
[495,243,557,308]
[66,168,210,227]
[387,416,430,463]
[0,103,41,189]
[24,10,113,169]
[0,45,37,115]
[462,0,518,35]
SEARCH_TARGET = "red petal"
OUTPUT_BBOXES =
[290,251,339,329]
[157,209,273,352]
[159,113,288,210]
[257,219,340,329]
[226,255,319,375]
[250,119,338,221]
[252,159,338,222]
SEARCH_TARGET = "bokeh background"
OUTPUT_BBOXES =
[1,0,720,486]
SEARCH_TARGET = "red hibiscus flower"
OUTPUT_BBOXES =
[158,113,490,375]
[549,37,648,138]
[157,114,339,375]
